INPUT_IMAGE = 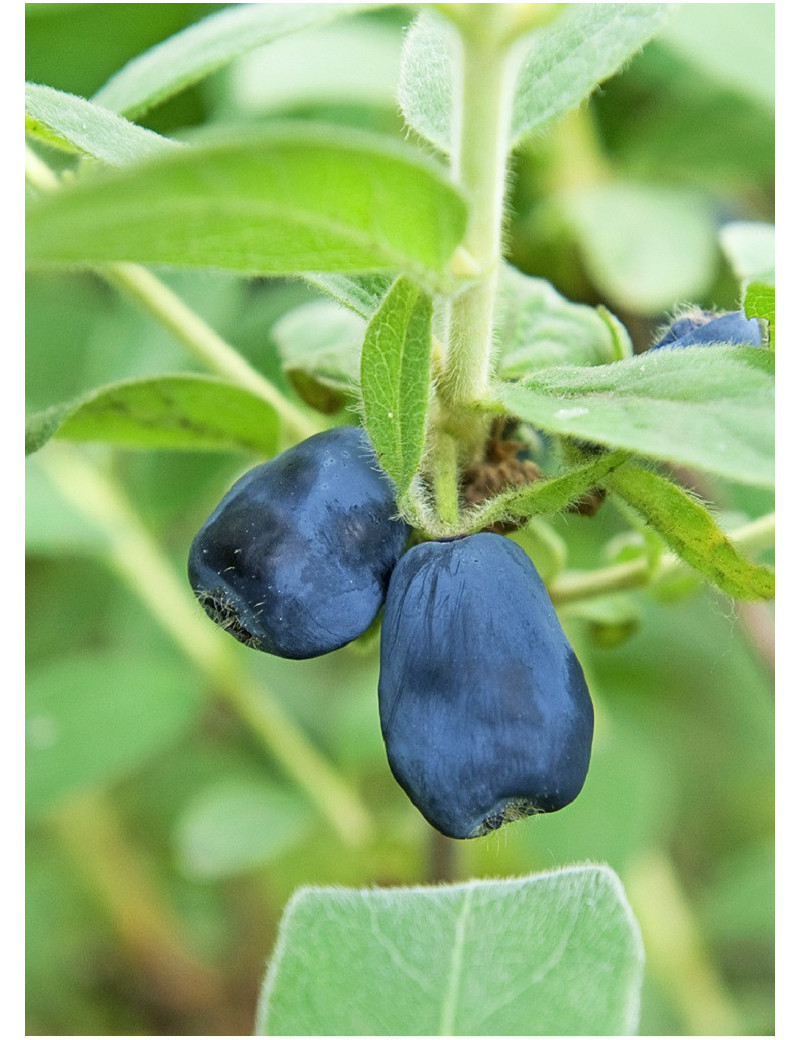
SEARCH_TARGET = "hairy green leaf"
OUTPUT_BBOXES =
[490,346,774,487]
[303,273,393,320]
[397,8,456,154]
[468,450,630,534]
[398,5,671,154]
[510,4,673,144]
[360,277,433,497]
[25,375,279,456]
[92,2,377,119]
[496,265,632,378]
[256,867,644,1035]
[26,126,468,283]
[25,82,177,165]
[605,465,775,600]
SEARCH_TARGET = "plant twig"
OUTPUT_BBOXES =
[549,512,775,605]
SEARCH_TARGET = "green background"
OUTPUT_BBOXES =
[26,4,774,1035]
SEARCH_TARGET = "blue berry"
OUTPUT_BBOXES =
[651,309,763,350]
[188,426,410,659]
[378,533,594,838]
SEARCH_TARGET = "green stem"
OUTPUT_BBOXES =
[103,263,321,443]
[422,7,529,532]
[440,9,514,418]
[38,444,373,847]
[25,144,320,445]
[550,512,775,605]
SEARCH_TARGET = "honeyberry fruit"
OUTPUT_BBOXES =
[651,309,763,350]
[378,532,594,839]
[188,426,410,660]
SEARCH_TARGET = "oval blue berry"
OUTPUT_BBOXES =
[651,309,763,350]
[188,426,410,659]
[378,533,594,838]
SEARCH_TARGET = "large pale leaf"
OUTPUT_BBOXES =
[606,464,775,600]
[360,277,433,497]
[25,83,177,165]
[560,182,718,314]
[26,651,203,819]
[25,375,279,456]
[273,300,364,407]
[26,126,468,283]
[490,346,774,487]
[256,866,644,1035]
[92,2,376,118]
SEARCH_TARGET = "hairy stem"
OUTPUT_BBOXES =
[440,8,514,419]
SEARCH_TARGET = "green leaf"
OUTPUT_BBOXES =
[26,651,203,819]
[490,345,774,487]
[273,300,364,408]
[398,5,671,154]
[397,8,456,155]
[26,125,468,283]
[744,281,775,348]
[175,778,313,880]
[255,867,644,1035]
[25,375,279,456]
[468,450,630,534]
[304,272,393,319]
[560,182,718,314]
[25,82,177,165]
[221,17,402,117]
[719,221,775,286]
[496,265,632,379]
[360,277,433,497]
[605,465,775,601]
[510,4,673,145]
[92,2,378,119]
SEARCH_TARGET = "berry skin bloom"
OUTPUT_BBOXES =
[650,308,763,350]
[378,532,594,839]
[188,426,410,660]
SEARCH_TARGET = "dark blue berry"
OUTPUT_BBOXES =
[651,309,763,350]
[378,533,594,839]
[188,426,410,659]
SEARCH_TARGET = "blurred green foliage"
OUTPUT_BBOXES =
[26,3,773,1035]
